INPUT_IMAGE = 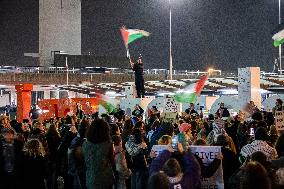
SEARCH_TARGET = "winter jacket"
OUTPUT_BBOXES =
[114,145,132,179]
[221,147,240,187]
[68,136,86,176]
[149,150,201,189]
[0,139,23,177]
[83,140,114,189]
[18,153,47,189]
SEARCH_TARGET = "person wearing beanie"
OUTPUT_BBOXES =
[240,127,278,162]
[174,123,192,151]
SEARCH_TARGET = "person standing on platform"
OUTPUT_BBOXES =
[130,54,145,98]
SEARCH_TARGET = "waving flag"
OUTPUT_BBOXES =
[97,94,117,113]
[174,75,208,103]
[120,26,150,57]
[272,24,284,47]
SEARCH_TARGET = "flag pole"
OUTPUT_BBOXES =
[169,0,173,80]
[279,0,282,74]
[66,56,69,85]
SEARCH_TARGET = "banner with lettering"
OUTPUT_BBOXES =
[275,110,284,131]
[151,145,168,156]
[191,146,224,189]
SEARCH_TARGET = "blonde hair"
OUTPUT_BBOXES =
[23,139,46,157]
[158,135,172,145]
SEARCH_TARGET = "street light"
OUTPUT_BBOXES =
[169,0,173,80]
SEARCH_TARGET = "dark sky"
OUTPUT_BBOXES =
[0,0,282,71]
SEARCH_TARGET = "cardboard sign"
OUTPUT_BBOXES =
[191,146,224,189]
[164,97,178,112]
[151,145,168,156]
[275,110,284,131]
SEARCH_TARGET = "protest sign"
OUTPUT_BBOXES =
[275,110,284,131]
[164,97,179,112]
[151,145,168,156]
[191,146,224,189]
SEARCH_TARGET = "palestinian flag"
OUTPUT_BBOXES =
[174,75,208,103]
[272,24,284,47]
[97,94,117,113]
[99,100,116,113]
[120,26,150,46]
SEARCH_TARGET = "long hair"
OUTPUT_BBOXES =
[162,158,182,177]
[86,118,111,144]
[158,135,172,145]
[23,138,46,158]
[46,124,60,139]
[240,161,271,189]
[133,128,143,144]
[147,172,169,189]
[122,119,134,135]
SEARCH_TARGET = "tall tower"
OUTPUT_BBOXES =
[238,67,261,109]
[39,0,81,66]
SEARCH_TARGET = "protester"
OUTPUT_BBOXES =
[83,119,114,189]
[272,99,284,115]
[125,128,149,189]
[240,161,271,189]
[1,95,284,189]
[149,143,201,189]
[216,102,230,118]
[240,127,278,162]
[19,138,47,189]
[68,119,89,189]
[132,104,144,118]
[46,123,62,189]
[0,127,23,189]
[147,171,169,189]
[113,135,132,189]
[185,103,199,116]
[130,54,145,98]
[215,134,240,188]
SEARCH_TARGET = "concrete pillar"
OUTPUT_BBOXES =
[68,91,76,98]
[50,90,60,99]
[10,90,17,106]
[43,90,51,99]
[0,94,10,107]
[15,84,33,122]
[75,92,87,98]
[59,91,69,99]
[124,85,137,99]
[238,67,261,109]
[39,0,81,66]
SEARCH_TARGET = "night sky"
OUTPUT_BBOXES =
[0,0,282,71]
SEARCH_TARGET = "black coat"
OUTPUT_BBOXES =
[18,153,47,189]
[221,147,240,187]
[0,139,23,177]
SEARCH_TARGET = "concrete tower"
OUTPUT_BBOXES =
[238,67,261,109]
[39,0,81,66]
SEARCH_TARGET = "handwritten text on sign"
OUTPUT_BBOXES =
[275,110,284,131]
[191,146,224,189]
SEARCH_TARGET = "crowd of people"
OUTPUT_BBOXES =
[0,99,284,189]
